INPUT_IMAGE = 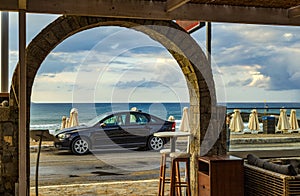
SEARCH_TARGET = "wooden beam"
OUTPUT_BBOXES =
[206,22,211,66]
[18,10,27,196]
[1,12,9,93]
[166,0,190,12]
[0,0,299,26]
[25,0,300,26]
[1,0,300,25]
[288,5,300,18]
[0,0,18,10]
[18,0,27,9]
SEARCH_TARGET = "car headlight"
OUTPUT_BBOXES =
[57,133,71,140]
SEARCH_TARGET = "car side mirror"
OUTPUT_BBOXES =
[100,123,106,127]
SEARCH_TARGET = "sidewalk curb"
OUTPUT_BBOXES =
[230,137,300,144]
[30,145,56,153]
[30,136,300,152]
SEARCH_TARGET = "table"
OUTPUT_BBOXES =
[154,131,191,152]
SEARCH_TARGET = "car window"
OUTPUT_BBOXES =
[103,114,126,126]
[149,116,159,123]
[129,114,137,124]
[86,113,110,126]
[117,114,126,125]
[103,116,117,126]
[129,113,149,125]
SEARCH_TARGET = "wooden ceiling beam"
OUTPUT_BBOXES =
[0,0,18,10]
[166,0,190,12]
[18,0,27,9]
[288,5,300,18]
[1,0,300,26]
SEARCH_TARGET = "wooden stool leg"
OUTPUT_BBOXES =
[158,154,163,195]
[175,161,182,196]
[158,153,166,196]
[186,159,191,196]
[161,154,167,195]
[169,157,191,196]
[170,158,176,196]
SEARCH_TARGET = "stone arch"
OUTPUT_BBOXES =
[7,16,226,194]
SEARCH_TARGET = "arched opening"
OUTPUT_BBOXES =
[7,16,226,194]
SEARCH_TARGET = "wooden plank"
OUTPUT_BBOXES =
[0,0,18,10]
[1,0,300,26]
[26,0,300,26]
[166,0,190,12]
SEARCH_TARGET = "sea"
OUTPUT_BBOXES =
[30,102,300,132]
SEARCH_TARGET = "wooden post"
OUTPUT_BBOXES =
[206,21,211,66]
[1,12,9,93]
[18,9,27,196]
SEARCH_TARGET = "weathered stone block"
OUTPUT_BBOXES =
[0,108,10,121]
[43,30,59,45]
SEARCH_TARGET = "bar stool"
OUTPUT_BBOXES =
[158,107,192,196]
[158,148,180,196]
[169,152,191,196]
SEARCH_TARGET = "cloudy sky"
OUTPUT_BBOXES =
[1,13,300,103]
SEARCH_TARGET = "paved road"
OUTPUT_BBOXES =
[30,143,188,187]
[30,149,164,186]
[30,134,300,187]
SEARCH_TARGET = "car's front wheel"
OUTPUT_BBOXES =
[71,137,90,155]
[147,136,164,151]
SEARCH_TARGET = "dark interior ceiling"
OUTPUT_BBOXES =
[1,0,300,26]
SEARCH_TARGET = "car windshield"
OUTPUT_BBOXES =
[85,113,111,127]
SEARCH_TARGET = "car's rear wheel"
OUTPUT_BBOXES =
[147,136,164,151]
[71,137,90,155]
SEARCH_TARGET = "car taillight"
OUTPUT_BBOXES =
[171,122,176,132]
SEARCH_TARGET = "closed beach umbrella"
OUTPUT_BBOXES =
[69,108,79,127]
[66,117,70,128]
[289,109,299,130]
[229,109,244,132]
[179,107,191,153]
[248,109,260,131]
[277,108,290,132]
[179,107,190,132]
[60,116,67,130]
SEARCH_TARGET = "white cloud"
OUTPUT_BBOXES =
[31,71,77,102]
[6,14,300,103]
[31,42,189,103]
[247,72,270,88]
[283,33,293,41]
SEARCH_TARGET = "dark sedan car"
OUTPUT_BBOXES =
[54,110,176,155]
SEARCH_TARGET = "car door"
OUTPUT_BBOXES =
[92,114,126,149]
[122,112,151,145]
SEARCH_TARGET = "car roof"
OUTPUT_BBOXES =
[103,110,148,116]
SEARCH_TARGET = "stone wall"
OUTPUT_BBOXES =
[0,104,18,195]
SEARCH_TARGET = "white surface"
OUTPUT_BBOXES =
[154,131,191,137]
